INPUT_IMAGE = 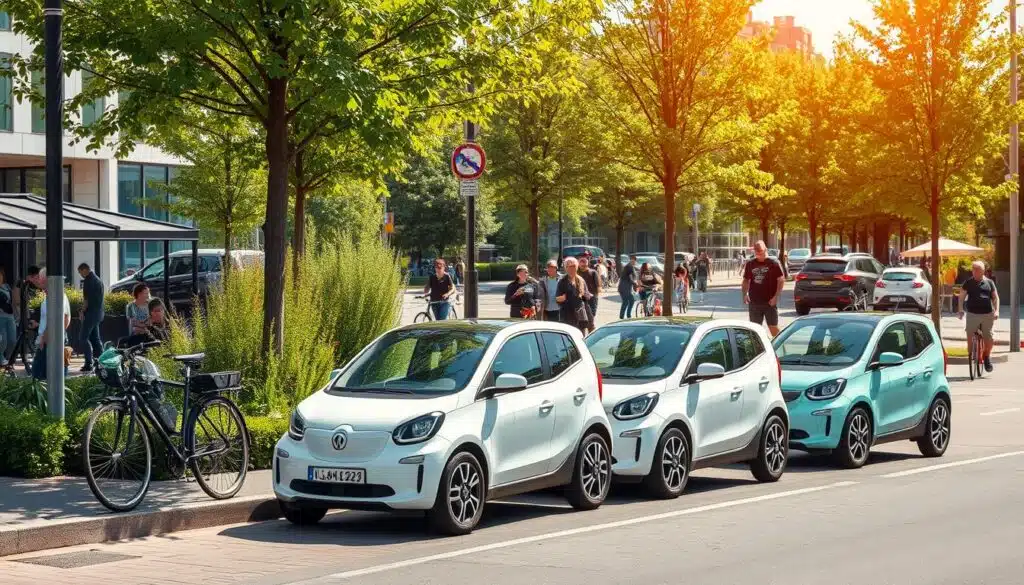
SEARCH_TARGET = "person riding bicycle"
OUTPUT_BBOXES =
[423,258,456,320]
[673,264,689,307]
[958,260,999,373]
[637,263,662,312]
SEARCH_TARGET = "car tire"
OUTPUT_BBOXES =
[834,406,872,469]
[795,303,810,316]
[280,501,327,526]
[642,427,690,499]
[750,415,788,482]
[428,451,486,536]
[565,432,611,510]
[917,396,951,458]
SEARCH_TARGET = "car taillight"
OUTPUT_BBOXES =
[776,356,782,386]
[875,280,885,288]
[596,367,603,400]
[794,273,808,281]
[912,282,924,288]
[942,344,948,375]
[835,274,857,282]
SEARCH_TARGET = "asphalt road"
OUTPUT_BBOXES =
[4,356,1024,585]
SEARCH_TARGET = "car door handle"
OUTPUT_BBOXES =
[573,389,587,404]
[922,368,934,378]
[758,377,770,391]
[906,371,917,382]
[539,401,555,414]
[731,388,743,400]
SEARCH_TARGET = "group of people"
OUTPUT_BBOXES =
[615,251,715,319]
[504,255,602,333]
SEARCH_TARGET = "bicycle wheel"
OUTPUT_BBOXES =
[188,396,250,500]
[413,311,432,323]
[974,335,984,379]
[83,401,152,512]
[968,335,976,381]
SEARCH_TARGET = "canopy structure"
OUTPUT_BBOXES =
[901,238,984,258]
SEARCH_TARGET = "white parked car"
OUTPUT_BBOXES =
[872,266,932,313]
[585,318,789,499]
[274,320,613,535]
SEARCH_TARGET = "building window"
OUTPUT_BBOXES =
[31,69,44,133]
[0,54,11,131]
[1,166,71,200]
[118,163,182,276]
[0,12,10,31]
[80,69,105,127]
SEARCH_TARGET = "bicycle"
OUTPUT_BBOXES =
[637,286,661,317]
[842,291,870,312]
[83,342,250,512]
[413,294,459,322]
[967,324,984,381]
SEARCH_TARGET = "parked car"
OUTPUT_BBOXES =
[873,266,932,313]
[635,254,664,276]
[786,248,812,276]
[793,253,885,315]
[820,245,850,255]
[774,313,951,468]
[656,252,695,266]
[110,249,264,310]
[585,318,789,499]
[562,245,607,260]
[767,248,780,258]
[274,320,613,535]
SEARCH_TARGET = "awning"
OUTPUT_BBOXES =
[0,194,199,241]
[901,238,983,258]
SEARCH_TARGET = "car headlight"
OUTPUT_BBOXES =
[288,410,306,441]
[613,392,660,421]
[393,412,445,445]
[805,379,847,401]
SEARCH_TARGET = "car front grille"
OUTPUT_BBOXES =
[289,479,395,499]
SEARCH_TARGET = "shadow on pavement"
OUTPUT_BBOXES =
[782,449,921,473]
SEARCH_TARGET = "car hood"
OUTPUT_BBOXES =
[600,378,669,413]
[296,388,462,432]
[111,275,137,289]
[780,364,859,392]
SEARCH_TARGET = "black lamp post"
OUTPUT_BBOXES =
[44,0,66,417]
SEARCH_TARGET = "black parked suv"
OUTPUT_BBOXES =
[110,249,263,311]
[793,253,884,315]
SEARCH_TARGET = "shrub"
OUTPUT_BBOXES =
[0,406,69,478]
[26,288,134,317]
[247,416,289,470]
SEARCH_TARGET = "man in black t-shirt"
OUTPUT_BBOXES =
[422,259,456,320]
[958,260,999,372]
[742,241,785,336]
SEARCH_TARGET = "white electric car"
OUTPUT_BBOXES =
[585,317,789,499]
[274,320,613,535]
[872,266,932,313]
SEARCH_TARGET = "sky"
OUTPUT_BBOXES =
[751,0,877,57]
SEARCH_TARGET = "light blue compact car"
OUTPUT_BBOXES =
[772,313,951,468]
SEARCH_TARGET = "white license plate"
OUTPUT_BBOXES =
[889,296,908,302]
[813,280,832,286]
[308,467,366,484]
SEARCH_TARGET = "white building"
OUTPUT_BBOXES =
[0,12,188,287]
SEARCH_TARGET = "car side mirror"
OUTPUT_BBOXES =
[871,351,905,369]
[683,362,726,384]
[480,373,528,399]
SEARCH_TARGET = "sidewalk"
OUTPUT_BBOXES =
[0,470,278,557]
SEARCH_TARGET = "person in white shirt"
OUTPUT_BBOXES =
[30,268,71,380]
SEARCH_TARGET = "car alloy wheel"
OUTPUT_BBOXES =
[660,434,688,492]
[643,427,690,499]
[848,412,870,462]
[750,415,788,482]
[447,461,482,527]
[566,433,611,510]
[918,397,951,457]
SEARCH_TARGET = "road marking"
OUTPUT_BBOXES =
[980,408,1021,417]
[881,451,1024,478]
[311,481,857,581]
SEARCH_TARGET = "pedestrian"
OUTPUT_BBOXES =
[455,257,465,286]
[958,260,999,373]
[77,263,105,372]
[694,251,712,298]
[539,259,562,322]
[780,250,789,279]
[504,264,540,319]
[618,254,639,319]
[423,258,456,320]
[30,268,71,381]
[742,240,785,337]
[673,264,689,309]
[126,283,151,335]
[579,256,600,333]
[596,255,608,290]
[556,257,592,333]
[0,267,15,372]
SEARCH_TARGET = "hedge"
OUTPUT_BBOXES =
[0,405,288,479]
[28,288,136,317]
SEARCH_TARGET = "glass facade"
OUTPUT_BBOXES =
[0,166,71,201]
[117,163,188,276]
[0,12,10,31]
[0,54,11,131]
[80,69,105,127]
[31,69,44,133]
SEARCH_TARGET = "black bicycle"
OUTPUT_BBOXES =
[83,342,250,512]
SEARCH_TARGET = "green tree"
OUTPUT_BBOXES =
[589,165,659,262]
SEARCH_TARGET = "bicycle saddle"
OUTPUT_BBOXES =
[172,352,206,364]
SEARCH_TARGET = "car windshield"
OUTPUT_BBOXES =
[802,260,848,274]
[586,325,694,380]
[638,256,661,265]
[331,329,494,395]
[883,271,918,282]
[773,319,876,368]
[789,249,811,258]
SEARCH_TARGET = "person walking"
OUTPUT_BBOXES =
[958,260,999,373]
[742,240,785,336]
[539,260,562,322]
[0,267,16,372]
[579,257,600,333]
[423,259,456,320]
[77,263,105,372]
[693,251,712,301]
[455,257,465,286]
[618,254,639,319]
[556,257,592,333]
[673,264,689,311]
[31,268,71,381]
[504,264,540,319]
[596,255,608,290]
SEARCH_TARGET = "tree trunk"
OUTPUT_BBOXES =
[859,224,869,253]
[872,221,891,264]
[778,218,787,252]
[837,225,844,251]
[899,219,907,252]
[262,75,289,356]
[759,216,770,243]
[292,150,307,278]
[615,224,623,270]
[848,223,858,253]
[529,201,540,277]
[807,209,818,254]
[223,149,233,282]
[820,225,827,251]
[929,191,942,330]
[662,173,678,316]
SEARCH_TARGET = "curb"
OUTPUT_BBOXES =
[942,335,1015,347]
[0,494,280,558]
[946,353,1010,366]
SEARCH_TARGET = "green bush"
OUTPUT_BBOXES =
[27,288,135,317]
[0,376,109,416]
[247,416,288,470]
[0,406,69,478]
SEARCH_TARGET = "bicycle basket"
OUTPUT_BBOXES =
[191,371,242,392]
[96,348,127,389]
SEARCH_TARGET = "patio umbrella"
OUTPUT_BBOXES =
[900,238,984,258]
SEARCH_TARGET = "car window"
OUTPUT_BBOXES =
[688,329,734,374]
[169,256,194,277]
[872,260,885,274]
[492,333,546,385]
[874,323,910,359]
[883,271,918,282]
[733,328,764,367]
[201,255,222,273]
[139,259,165,280]
[541,332,579,378]
[802,260,847,274]
[907,322,934,357]
[773,319,876,368]
[587,325,694,380]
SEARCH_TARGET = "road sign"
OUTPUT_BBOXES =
[452,143,486,180]
[460,179,479,198]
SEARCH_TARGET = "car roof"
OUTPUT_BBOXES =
[807,254,846,261]
[788,312,936,327]
[844,252,874,259]
[397,319,582,336]
[883,266,923,273]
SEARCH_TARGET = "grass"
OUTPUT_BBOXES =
[944,346,968,358]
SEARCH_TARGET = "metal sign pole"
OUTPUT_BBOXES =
[1011,0,1020,352]
[44,0,65,416]
[464,114,478,319]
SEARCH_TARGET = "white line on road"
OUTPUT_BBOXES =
[881,451,1024,478]
[309,481,857,582]
[980,408,1021,417]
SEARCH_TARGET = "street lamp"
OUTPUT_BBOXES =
[44,0,66,415]
[1011,0,1020,352]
